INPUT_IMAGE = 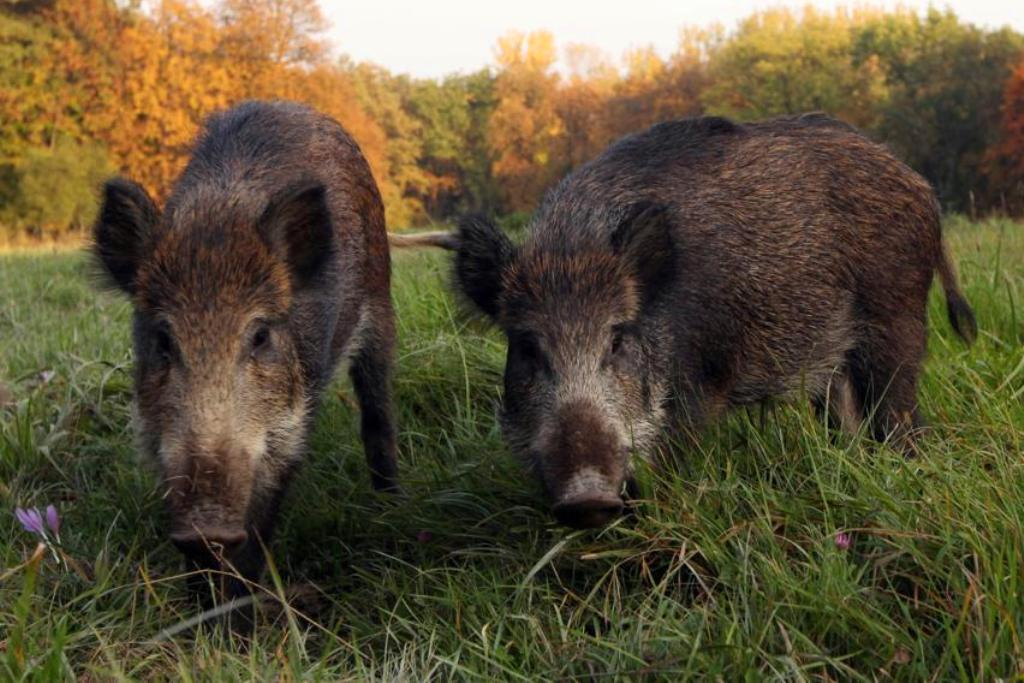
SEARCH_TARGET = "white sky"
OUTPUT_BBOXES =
[321,0,1024,78]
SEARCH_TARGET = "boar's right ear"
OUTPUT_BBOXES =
[611,201,675,307]
[93,178,159,296]
[454,215,515,319]
[258,182,334,290]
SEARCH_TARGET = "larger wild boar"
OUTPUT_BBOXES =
[93,101,398,583]
[422,113,976,529]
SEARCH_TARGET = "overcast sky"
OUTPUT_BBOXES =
[320,0,1024,78]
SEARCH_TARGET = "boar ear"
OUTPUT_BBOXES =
[610,201,675,306]
[92,178,160,296]
[454,215,515,319]
[259,182,334,290]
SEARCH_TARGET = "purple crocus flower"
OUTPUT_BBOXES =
[15,507,45,535]
[835,532,852,550]
[45,504,59,536]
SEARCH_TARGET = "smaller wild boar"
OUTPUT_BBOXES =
[94,101,398,589]
[399,113,976,529]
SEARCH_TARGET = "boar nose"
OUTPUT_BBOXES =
[548,464,625,528]
[170,527,249,558]
[552,492,624,529]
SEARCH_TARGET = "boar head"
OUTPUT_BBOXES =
[453,203,675,528]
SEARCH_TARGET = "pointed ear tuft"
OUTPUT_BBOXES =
[259,182,334,290]
[92,178,159,295]
[610,201,675,307]
[454,215,515,319]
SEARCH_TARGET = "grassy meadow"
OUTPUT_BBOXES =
[0,217,1022,680]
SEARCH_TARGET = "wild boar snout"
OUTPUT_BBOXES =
[170,526,249,564]
[161,438,257,562]
[551,478,625,529]
[541,401,627,528]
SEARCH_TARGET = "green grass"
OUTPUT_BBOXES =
[0,217,1022,680]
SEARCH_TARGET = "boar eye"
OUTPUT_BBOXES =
[252,326,270,350]
[510,332,549,376]
[154,326,175,360]
[250,324,272,358]
[610,330,625,356]
[606,324,635,366]
[517,336,540,361]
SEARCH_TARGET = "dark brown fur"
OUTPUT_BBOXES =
[93,101,398,593]
[446,112,975,528]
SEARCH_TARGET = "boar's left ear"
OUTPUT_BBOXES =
[454,215,516,320]
[259,182,334,289]
[610,201,675,306]
[93,178,160,296]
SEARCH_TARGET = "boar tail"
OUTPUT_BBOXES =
[387,231,458,250]
[936,240,977,345]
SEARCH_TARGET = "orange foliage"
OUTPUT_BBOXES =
[35,0,386,207]
[489,31,565,211]
[987,58,1024,211]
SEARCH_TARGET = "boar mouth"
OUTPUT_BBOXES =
[551,490,625,529]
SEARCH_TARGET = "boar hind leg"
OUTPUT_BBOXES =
[848,315,927,453]
[349,302,399,491]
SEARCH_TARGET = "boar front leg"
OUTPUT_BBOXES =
[349,300,400,491]
[813,369,865,437]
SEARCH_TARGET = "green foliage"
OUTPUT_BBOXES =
[0,220,1022,677]
[346,63,432,228]
[1,138,113,240]
[0,11,61,161]
[496,209,532,235]
[406,70,500,216]
[702,7,887,128]
[854,10,1024,212]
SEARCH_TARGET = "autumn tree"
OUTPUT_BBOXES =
[214,2,394,221]
[603,32,711,142]
[218,0,327,95]
[986,58,1024,214]
[0,0,120,236]
[854,9,1024,211]
[405,70,499,217]
[1,138,112,238]
[284,63,390,199]
[609,46,670,136]
[345,63,435,227]
[4,2,1024,239]
[701,7,887,128]
[488,30,564,212]
[107,0,240,198]
[0,9,65,159]
[556,43,617,169]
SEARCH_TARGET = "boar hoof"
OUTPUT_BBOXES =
[552,494,624,529]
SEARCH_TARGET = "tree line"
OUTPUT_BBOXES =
[1,0,1023,241]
